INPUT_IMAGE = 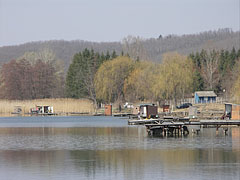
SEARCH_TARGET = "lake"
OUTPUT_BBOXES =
[0,116,239,180]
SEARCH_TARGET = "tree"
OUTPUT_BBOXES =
[191,70,204,92]
[152,53,194,105]
[232,60,240,103]
[123,61,160,102]
[65,49,115,107]
[18,49,65,97]
[189,52,204,91]
[1,59,32,100]
[122,35,149,61]
[200,49,220,90]
[95,56,135,103]
[0,59,56,100]
[32,60,56,99]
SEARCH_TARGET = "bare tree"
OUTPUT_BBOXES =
[201,50,220,90]
[122,35,149,60]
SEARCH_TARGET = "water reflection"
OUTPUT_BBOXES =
[0,123,239,180]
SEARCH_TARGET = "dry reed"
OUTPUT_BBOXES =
[0,98,95,116]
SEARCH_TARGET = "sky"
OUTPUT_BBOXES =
[0,0,239,47]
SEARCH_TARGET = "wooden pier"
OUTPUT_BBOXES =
[128,118,240,136]
[128,117,189,125]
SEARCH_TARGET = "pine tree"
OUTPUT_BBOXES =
[111,50,117,59]
[65,49,118,107]
[229,47,236,69]
[192,70,204,91]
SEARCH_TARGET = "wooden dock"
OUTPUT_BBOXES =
[128,117,189,125]
[113,113,134,117]
[129,118,240,136]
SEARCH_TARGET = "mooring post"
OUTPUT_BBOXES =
[164,128,166,136]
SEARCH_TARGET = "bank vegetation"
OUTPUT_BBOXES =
[0,98,94,116]
[0,46,240,111]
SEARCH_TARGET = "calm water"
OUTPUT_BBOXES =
[0,116,239,180]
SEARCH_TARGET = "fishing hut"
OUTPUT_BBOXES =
[162,105,170,113]
[104,104,112,116]
[225,103,240,120]
[30,105,54,115]
[139,103,158,119]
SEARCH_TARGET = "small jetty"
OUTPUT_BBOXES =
[127,103,240,136]
[128,117,190,125]
[144,120,240,136]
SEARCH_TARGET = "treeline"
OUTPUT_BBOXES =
[190,48,240,93]
[0,50,65,100]
[94,54,193,105]
[66,48,240,105]
[65,49,117,106]
[0,47,240,105]
[0,29,239,67]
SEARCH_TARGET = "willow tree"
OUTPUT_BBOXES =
[94,56,135,103]
[152,52,194,105]
[123,61,160,102]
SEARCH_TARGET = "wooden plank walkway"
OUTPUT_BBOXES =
[128,117,189,125]
[132,119,240,136]
[129,118,240,126]
[145,120,240,127]
[145,120,240,136]
[199,120,240,125]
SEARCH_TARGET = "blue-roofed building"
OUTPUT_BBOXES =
[194,91,217,104]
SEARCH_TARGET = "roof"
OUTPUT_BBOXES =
[139,103,156,107]
[195,91,217,97]
[225,103,240,106]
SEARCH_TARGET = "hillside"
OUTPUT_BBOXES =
[0,28,239,68]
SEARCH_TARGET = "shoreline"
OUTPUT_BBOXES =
[0,98,95,117]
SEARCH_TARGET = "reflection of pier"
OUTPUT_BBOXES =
[129,119,240,136]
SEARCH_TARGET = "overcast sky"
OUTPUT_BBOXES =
[0,0,239,47]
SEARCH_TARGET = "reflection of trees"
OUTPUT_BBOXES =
[0,150,66,175]
[70,148,240,179]
[232,128,240,153]
[0,126,239,179]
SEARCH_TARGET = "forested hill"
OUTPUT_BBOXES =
[0,40,122,68]
[0,29,239,67]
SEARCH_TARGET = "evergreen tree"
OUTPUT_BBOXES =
[111,50,117,59]
[66,49,118,106]
[229,47,236,69]
[192,70,204,91]
[105,51,110,60]
[190,48,240,94]
[237,49,240,58]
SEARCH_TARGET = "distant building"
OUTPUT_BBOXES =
[225,103,240,120]
[30,105,54,115]
[194,91,217,104]
[104,105,112,116]
[139,104,158,119]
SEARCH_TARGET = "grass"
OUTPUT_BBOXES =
[0,98,95,116]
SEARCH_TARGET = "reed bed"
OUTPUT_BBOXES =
[0,98,95,116]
